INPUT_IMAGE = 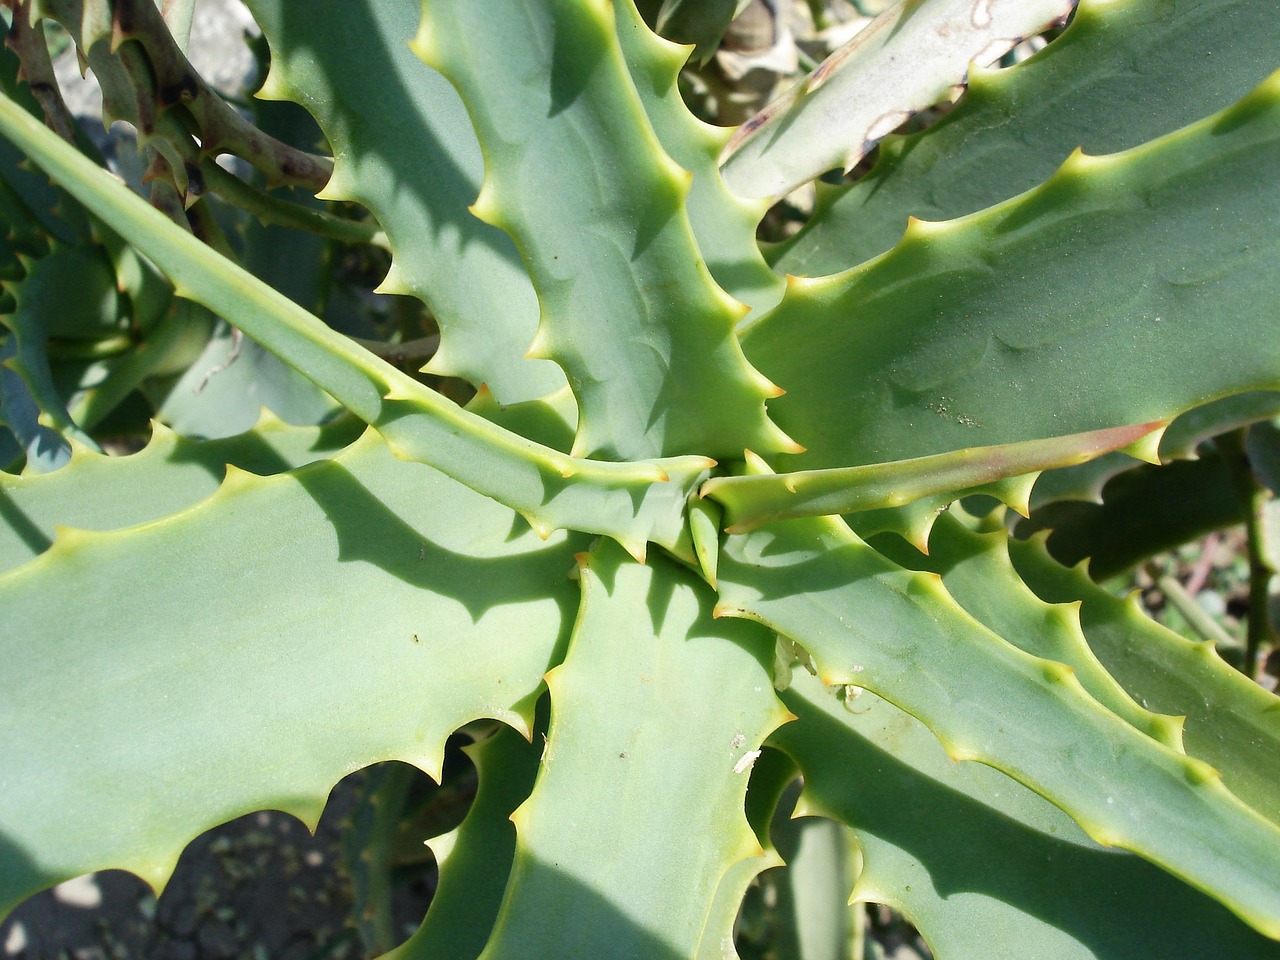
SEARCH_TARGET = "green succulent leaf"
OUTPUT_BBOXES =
[0,243,115,462]
[145,315,343,438]
[745,70,1280,470]
[245,0,565,403]
[876,513,1181,750]
[1010,533,1280,829]
[720,0,1076,203]
[414,0,792,462]
[633,0,751,64]
[0,430,581,917]
[774,0,1280,277]
[0,336,66,472]
[696,748,793,960]
[703,421,1160,534]
[614,1,784,321]
[715,514,1280,937]
[0,90,710,559]
[478,540,789,959]
[387,724,543,960]
[0,413,363,574]
[777,673,1280,959]
[1019,452,1244,578]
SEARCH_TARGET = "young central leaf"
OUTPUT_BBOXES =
[414,0,792,462]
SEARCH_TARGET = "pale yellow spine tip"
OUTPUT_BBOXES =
[742,449,773,475]
[1122,421,1167,465]
[524,325,553,362]
[469,182,504,227]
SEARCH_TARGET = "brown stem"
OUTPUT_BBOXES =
[6,1,78,143]
[112,0,332,191]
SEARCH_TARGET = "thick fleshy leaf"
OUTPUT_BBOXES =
[696,748,793,960]
[875,513,1180,748]
[415,0,792,462]
[744,71,1280,470]
[634,0,750,64]
[1,244,115,459]
[1010,533,1280,829]
[715,514,1280,937]
[756,794,858,960]
[719,0,1075,203]
[703,421,1160,533]
[386,724,543,960]
[0,430,581,918]
[774,0,1280,277]
[0,336,66,472]
[477,541,790,958]
[246,0,565,403]
[777,674,1280,959]
[0,92,710,559]
[146,317,342,438]
[1020,453,1243,578]
[0,413,363,573]
[1026,391,1280,512]
[614,2,784,320]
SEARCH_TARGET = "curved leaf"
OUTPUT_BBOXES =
[415,0,792,462]
[0,413,363,574]
[720,0,1074,203]
[777,674,1280,959]
[774,0,1280,277]
[245,0,565,403]
[716,514,1280,937]
[478,541,790,958]
[703,421,1160,534]
[386,724,543,960]
[0,91,710,559]
[1010,532,1280,828]
[0,430,581,918]
[615,1,784,321]
[744,71,1280,470]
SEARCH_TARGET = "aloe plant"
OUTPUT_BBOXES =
[3,0,1280,957]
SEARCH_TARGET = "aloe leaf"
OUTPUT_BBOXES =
[68,298,205,434]
[777,674,1280,959]
[719,0,1075,203]
[696,748,793,960]
[877,513,1181,749]
[0,336,67,472]
[0,430,581,918]
[775,0,1280,276]
[634,0,751,64]
[614,1,785,320]
[744,71,1280,471]
[244,0,564,404]
[415,0,792,463]
[703,421,1160,533]
[715,515,1280,937]
[0,413,363,573]
[342,761,419,956]
[1,244,115,459]
[478,541,790,959]
[1024,392,1280,516]
[146,315,342,439]
[762,806,859,960]
[1010,533,1280,829]
[0,92,709,559]
[386,724,542,960]
[1021,453,1244,579]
